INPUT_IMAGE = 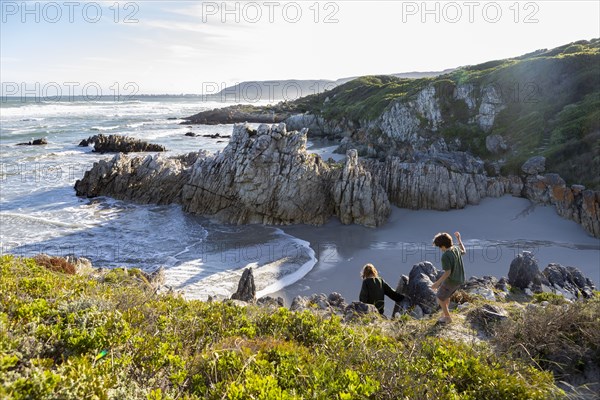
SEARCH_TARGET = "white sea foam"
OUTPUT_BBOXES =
[0,212,93,229]
[90,125,121,131]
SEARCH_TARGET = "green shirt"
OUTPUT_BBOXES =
[442,246,465,285]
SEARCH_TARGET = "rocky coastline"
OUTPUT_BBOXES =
[76,123,390,227]
[75,122,600,237]
[182,104,292,125]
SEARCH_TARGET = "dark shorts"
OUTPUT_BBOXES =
[436,281,461,301]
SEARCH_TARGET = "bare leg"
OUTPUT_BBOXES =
[437,297,452,322]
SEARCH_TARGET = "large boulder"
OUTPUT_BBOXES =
[407,262,441,314]
[508,252,549,292]
[392,275,411,316]
[521,156,546,175]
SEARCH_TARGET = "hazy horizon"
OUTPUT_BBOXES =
[2,1,599,97]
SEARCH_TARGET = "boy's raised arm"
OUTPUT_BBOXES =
[454,231,466,254]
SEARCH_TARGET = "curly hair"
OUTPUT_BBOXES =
[433,232,453,249]
[361,263,379,279]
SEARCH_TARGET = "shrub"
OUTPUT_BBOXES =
[532,292,568,305]
[33,254,76,275]
[493,298,600,382]
[0,255,571,399]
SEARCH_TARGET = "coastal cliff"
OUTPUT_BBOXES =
[76,123,390,227]
[178,39,600,236]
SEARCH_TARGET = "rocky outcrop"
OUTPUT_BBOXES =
[79,134,166,153]
[360,150,526,212]
[183,104,291,125]
[231,268,256,303]
[16,138,48,146]
[75,152,201,204]
[285,113,350,138]
[521,158,600,237]
[542,263,596,299]
[476,85,506,132]
[76,123,390,228]
[507,252,596,299]
[461,276,500,302]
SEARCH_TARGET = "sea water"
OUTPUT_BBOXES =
[0,96,317,299]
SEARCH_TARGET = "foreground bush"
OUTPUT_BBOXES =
[493,296,600,382]
[0,256,565,399]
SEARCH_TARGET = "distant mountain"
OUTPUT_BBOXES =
[211,69,455,102]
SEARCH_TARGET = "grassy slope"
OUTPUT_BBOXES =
[292,39,600,188]
[3,256,600,399]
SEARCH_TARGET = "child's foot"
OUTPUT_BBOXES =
[437,316,452,324]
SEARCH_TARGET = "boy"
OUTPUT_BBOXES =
[431,231,466,323]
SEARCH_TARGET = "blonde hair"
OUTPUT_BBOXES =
[361,263,379,279]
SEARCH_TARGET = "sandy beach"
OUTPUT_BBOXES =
[273,196,600,315]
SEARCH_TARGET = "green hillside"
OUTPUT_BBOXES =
[293,39,600,188]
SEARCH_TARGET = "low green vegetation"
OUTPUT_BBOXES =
[4,255,597,399]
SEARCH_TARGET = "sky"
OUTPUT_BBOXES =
[1,0,599,94]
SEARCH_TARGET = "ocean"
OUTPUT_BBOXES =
[1,96,598,303]
[0,96,319,299]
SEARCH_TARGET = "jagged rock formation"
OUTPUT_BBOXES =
[75,152,201,204]
[231,268,256,303]
[79,134,166,153]
[332,150,391,225]
[76,123,390,228]
[362,155,491,210]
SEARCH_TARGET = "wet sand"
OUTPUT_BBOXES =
[273,196,600,316]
